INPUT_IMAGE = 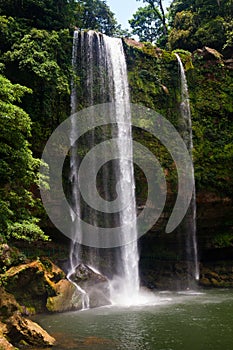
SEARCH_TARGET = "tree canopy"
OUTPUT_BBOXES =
[129,5,165,44]
[168,0,233,52]
[75,0,118,35]
[0,0,76,30]
[0,74,48,242]
[129,0,168,46]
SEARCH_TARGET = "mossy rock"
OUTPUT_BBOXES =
[1,259,66,313]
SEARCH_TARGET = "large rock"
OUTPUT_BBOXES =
[46,279,82,312]
[0,287,21,318]
[1,258,82,313]
[1,257,85,313]
[0,331,16,350]
[6,313,55,347]
[70,264,111,308]
[0,287,55,348]
[2,260,57,313]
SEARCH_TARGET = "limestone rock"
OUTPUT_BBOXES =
[2,260,56,313]
[2,259,69,313]
[46,279,82,312]
[0,287,21,318]
[0,334,16,350]
[0,287,55,348]
[70,264,111,308]
[6,313,55,347]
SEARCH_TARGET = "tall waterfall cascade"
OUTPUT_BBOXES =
[175,53,199,281]
[68,30,140,306]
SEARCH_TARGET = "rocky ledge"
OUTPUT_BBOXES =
[0,246,112,348]
[0,287,55,349]
[1,257,83,314]
[0,249,83,349]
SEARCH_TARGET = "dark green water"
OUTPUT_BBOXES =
[34,289,233,350]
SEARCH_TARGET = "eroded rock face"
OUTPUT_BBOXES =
[0,287,21,318]
[199,264,233,288]
[0,320,16,350]
[1,258,81,313]
[6,313,55,347]
[0,287,55,348]
[46,279,82,312]
[0,332,16,350]
[70,264,111,308]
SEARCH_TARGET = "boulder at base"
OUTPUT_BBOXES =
[46,279,82,312]
[0,287,55,348]
[2,258,82,313]
[69,264,111,308]
[6,313,55,347]
[0,332,16,350]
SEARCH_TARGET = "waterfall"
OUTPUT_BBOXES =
[68,30,140,306]
[175,53,199,281]
[67,30,89,310]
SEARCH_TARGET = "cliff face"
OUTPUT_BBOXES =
[124,39,233,285]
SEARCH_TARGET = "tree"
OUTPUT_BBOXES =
[0,0,77,31]
[129,0,168,46]
[129,5,164,44]
[140,0,168,37]
[2,28,71,152]
[0,74,48,242]
[168,0,233,51]
[75,0,118,36]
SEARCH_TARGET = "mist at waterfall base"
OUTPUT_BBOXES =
[34,289,233,350]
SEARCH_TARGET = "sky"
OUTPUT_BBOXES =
[106,0,172,29]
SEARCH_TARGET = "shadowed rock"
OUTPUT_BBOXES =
[0,287,55,348]
[2,258,82,313]
[69,264,111,308]
[6,313,55,347]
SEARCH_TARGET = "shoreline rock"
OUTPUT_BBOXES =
[1,258,82,313]
[0,287,55,349]
[6,313,55,347]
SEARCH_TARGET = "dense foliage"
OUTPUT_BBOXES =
[168,0,233,52]
[125,43,233,197]
[0,74,48,242]
[75,0,118,35]
[0,0,232,245]
[129,5,165,45]
[129,0,168,46]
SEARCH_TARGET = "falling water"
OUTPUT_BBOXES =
[68,30,140,306]
[67,30,89,310]
[175,53,199,281]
